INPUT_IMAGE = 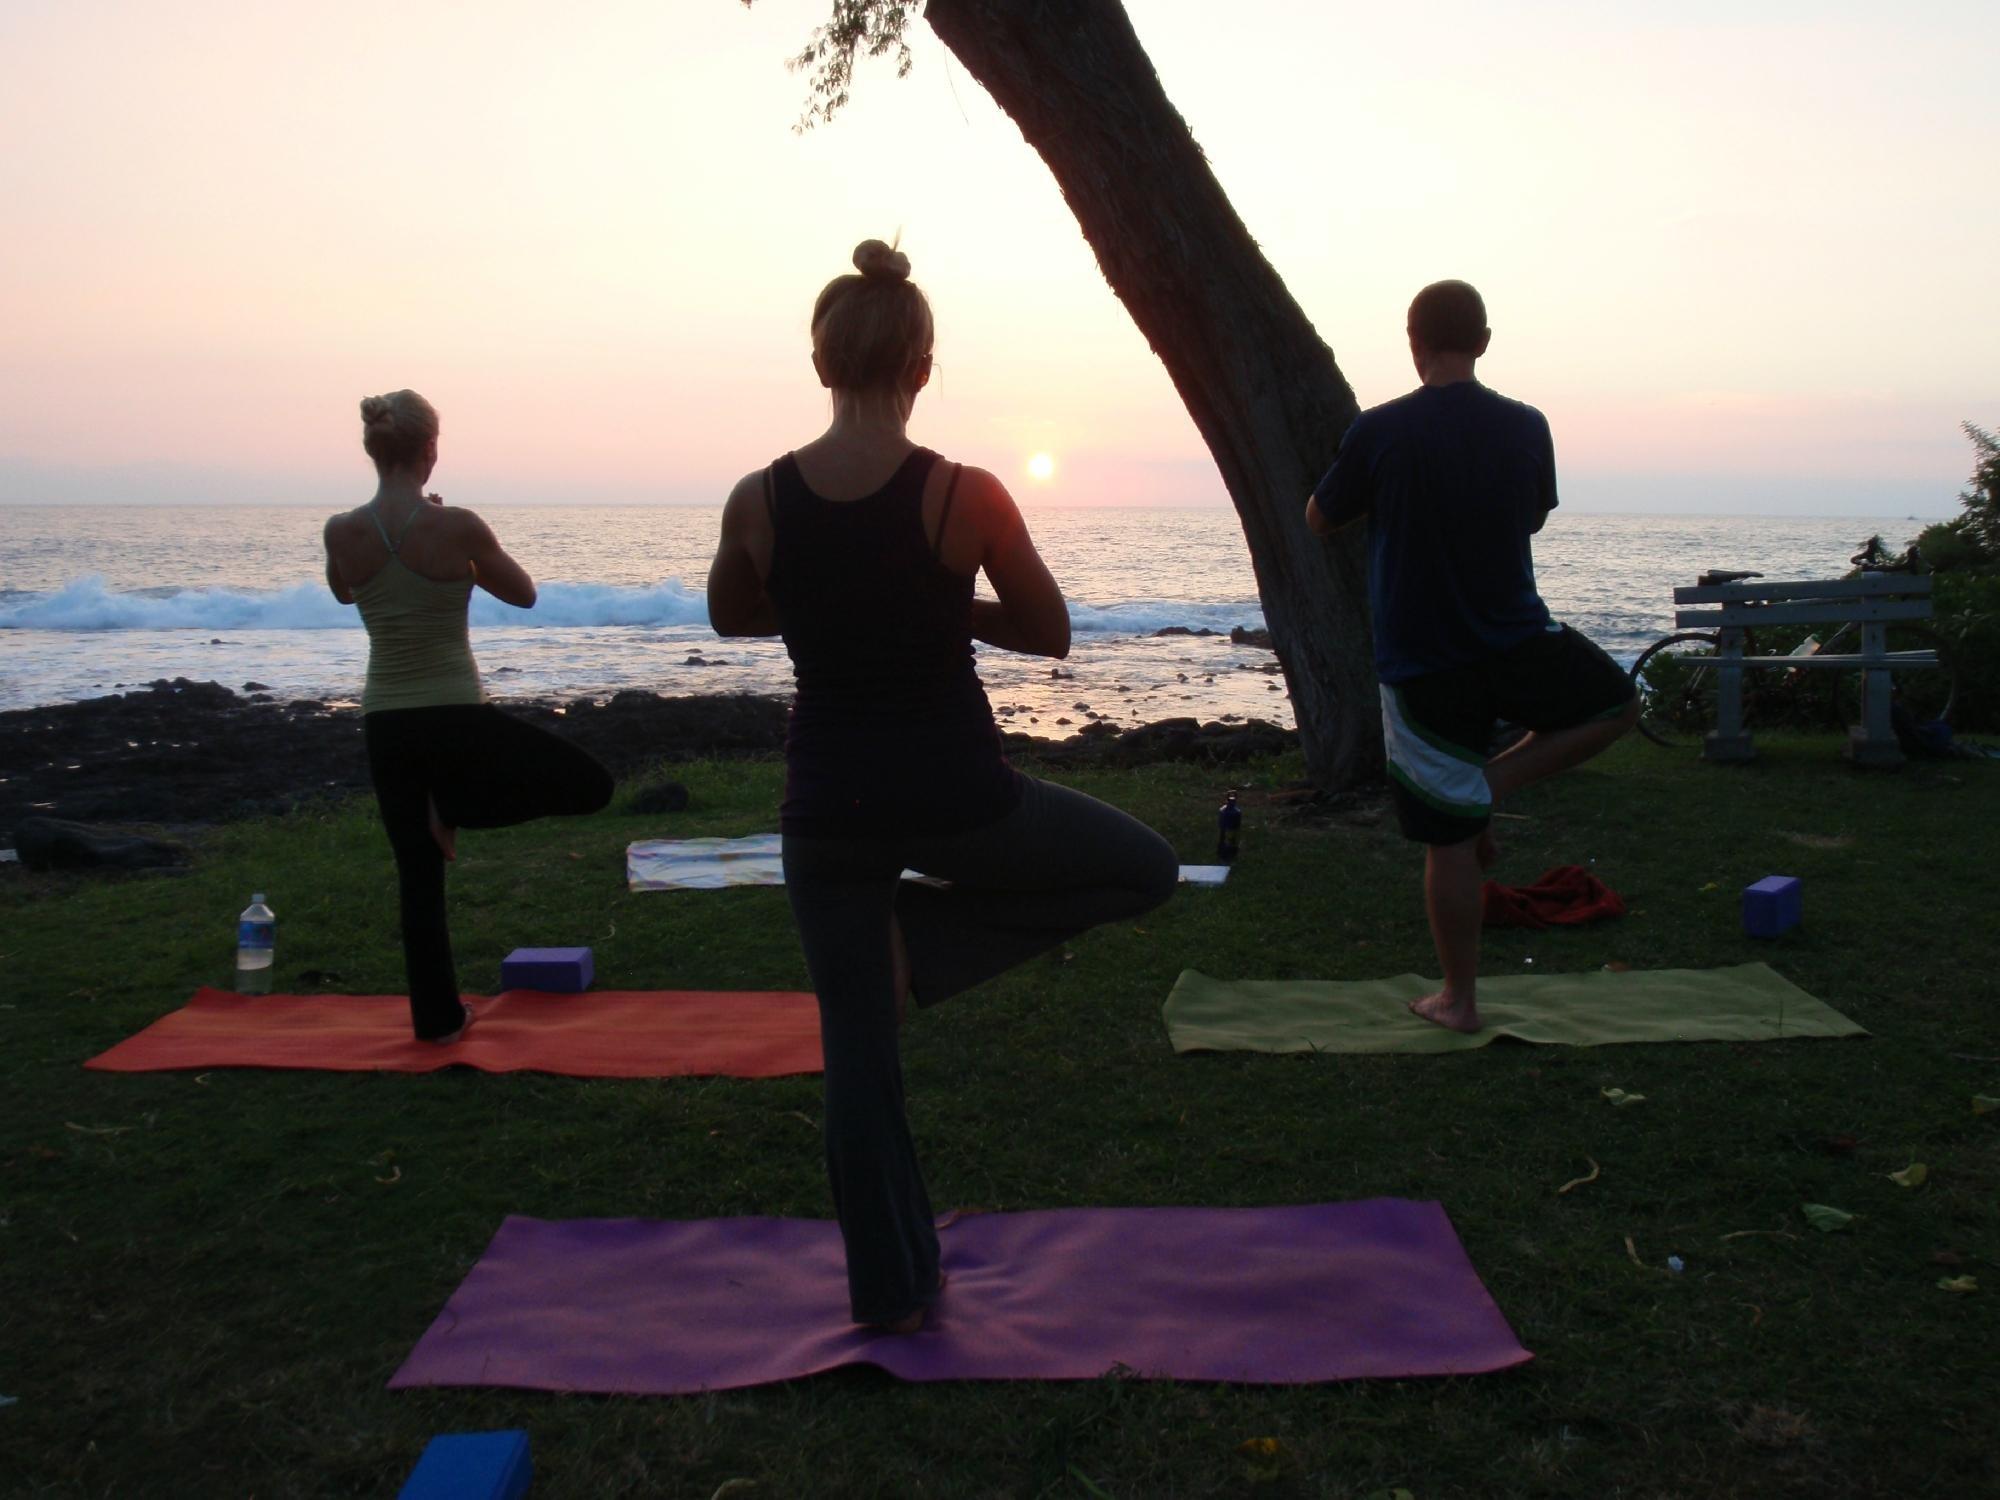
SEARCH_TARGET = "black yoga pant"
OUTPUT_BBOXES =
[782,775,1179,1325]
[364,704,614,1039]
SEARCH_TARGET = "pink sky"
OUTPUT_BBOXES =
[1,1,1994,514]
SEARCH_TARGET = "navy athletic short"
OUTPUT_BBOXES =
[1381,624,1634,845]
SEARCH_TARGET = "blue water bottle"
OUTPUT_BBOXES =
[1216,791,1242,863]
[235,892,275,995]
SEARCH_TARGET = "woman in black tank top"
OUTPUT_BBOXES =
[706,241,1179,1333]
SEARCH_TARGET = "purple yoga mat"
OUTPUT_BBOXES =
[389,1199,1530,1393]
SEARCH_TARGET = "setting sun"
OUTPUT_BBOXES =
[1027,452,1056,482]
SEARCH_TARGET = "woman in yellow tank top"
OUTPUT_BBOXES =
[323,390,613,1042]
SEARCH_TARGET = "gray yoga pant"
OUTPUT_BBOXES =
[782,774,1179,1326]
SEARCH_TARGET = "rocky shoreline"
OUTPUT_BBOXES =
[0,679,1297,838]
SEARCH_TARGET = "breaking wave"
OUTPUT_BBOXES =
[0,576,1263,638]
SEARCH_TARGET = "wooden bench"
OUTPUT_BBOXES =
[1672,572,1936,767]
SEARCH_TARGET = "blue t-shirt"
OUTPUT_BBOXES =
[1312,381,1557,683]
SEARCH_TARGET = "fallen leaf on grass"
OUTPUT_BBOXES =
[64,1123,130,1137]
[1600,1087,1646,1107]
[1720,1229,1798,1242]
[1779,830,1853,850]
[1802,1204,1855,1232]
[708,1481,757,1500]
[374,1166,401,1185]
[1887,1163,1928,1188]
[1973,1096,1999,1115]
[1556,1157,1601,1194]
[1602,961,1633,973]
[1936,1276,1978,1294]
[1699,881,1720,893]
[1237,1436,1291,1483]
[1624,1235,1646,1267]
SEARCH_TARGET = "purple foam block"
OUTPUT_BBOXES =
[1743,876,1803,939]
[389,1200,1532,1394]
[397,1430,531,1500]
[501,947,593,993]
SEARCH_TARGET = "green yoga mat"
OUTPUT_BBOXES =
[1164,962,1865,1055]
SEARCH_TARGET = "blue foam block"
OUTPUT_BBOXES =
[398,1430,531,1500]
[500,946,593,993]
[1742,876,1803,939]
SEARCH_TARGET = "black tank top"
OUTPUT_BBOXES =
[766,446,1022,836]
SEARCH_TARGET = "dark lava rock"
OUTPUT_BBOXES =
[1151,626,1220,637]
[1229,626,1273,650]
[15,815,189,872]
[1007,715,1297,768]
[241,681,271,692]
[1,682,790,831]
[630,781,691,815]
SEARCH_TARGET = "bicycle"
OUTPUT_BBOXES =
[1630,540,1959,749]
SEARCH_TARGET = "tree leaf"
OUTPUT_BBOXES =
[1887,1163,1927,1188]
[1802,1203,1854,1232]
[1936,1275,1978,1294]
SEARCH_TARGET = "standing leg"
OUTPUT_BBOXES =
[782,833,942,1329]
[364,712,467,1040]
[1409,834,1486,1033]
[895,777,1180,1008]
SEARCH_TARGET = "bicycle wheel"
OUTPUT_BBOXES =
[1832,624,1960,731]
[1630,632,1724,748]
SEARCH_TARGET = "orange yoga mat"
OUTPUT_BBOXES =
[84,987,823,1078]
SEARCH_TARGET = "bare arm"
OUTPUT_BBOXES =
[965,468,1069,659]
[463,511,537,608]
[707,472,780,637]
[321,519,354,604]
[1304,494,1362,537]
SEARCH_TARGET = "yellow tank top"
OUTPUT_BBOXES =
[352,504,484,713]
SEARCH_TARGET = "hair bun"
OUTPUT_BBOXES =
[852,239,911,282]
[359,395,395,429]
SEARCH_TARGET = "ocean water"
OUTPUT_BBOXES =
[0,505,1926,733]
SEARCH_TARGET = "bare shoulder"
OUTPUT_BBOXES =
[948,464,1023,537]
[322,505,373,549]
[721,468,774,532]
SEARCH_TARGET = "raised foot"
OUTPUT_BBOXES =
[1408,991,1484,1035]
[427,793,457,862]
[1476,827,1500,872]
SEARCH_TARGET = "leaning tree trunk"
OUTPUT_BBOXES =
[927,0,1380,788]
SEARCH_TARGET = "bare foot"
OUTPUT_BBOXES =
[427,794,457,862]
[1476,827,1500,871]
[1408,990,1484,1034]
[871,1272,946,1335]
[421,1002,476,1044]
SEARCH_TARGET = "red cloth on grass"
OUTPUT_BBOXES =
[1481,864,1626,929]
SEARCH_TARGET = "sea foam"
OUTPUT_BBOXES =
[0,576,713,632]
[1,575,1254,637]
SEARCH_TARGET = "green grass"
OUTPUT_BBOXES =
[2,740,1997,1498]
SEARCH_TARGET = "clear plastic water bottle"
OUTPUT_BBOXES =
[1216,791,1242,863]
[235,893,274,995]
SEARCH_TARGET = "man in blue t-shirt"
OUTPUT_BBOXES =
[1307,280,1638,1033]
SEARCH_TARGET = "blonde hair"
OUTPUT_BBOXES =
[359,389,439,472]
[811,239,934,393]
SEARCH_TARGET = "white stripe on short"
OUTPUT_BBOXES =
[1381,685,1491,818]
